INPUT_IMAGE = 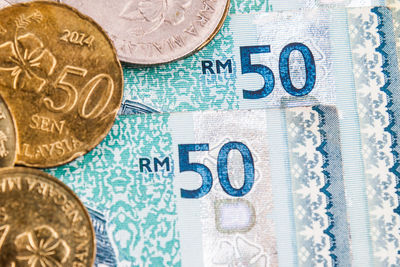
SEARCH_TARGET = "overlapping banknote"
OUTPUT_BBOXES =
[43,3,400,267]
[49,105,352,266]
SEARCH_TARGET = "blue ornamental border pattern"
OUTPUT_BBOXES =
[372,7,400,256]
[313,105,337,266]
[313,105,352,266]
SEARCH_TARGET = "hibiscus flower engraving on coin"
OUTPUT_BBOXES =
[14,225,70,267]
[119,0,192,36]
[0,10,56,93]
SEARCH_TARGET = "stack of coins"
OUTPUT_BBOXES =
[0,0,229,266]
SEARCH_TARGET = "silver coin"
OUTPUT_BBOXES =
[0,95,16,167]
[0,0,15,8]
[0,0,50,167]
[61,0,230,65]
[0,0,60,8]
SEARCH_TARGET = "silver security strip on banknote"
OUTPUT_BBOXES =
[266,0,383,9]
[46,105,350,266]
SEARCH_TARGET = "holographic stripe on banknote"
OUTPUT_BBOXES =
[47,106,350,266]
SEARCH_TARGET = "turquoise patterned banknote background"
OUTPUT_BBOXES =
[49,114,178,266]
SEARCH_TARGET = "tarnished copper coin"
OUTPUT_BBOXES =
[0,167,95,266]
[0,94,16,167]
[60,0,230,65]
[0,1,123,167]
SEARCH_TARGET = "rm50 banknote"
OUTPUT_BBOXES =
[121,6,397,115]
[47,106,351,267]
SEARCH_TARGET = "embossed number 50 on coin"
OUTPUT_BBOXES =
[0,1,123,167]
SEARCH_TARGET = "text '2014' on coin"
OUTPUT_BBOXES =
[0,167,95,267]
[0,1,123,168]
[61,0,230,65]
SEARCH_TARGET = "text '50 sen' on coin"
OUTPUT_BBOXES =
[0,167,95,267]
[61,0,231,65]
[0,1,123,168]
